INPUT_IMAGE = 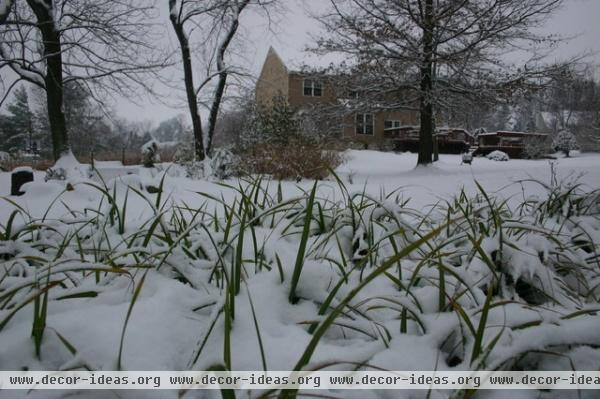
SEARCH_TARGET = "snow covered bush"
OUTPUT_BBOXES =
[241,95,299,148]
[172,139,203,178]
[172,139,194,165]
[210,148,239,180]
[45,151,91,181]
[553,129,579,157]
[172,140,240,180]
[486,150,509,161]
[237,96,343,180]
[141,140,160,167]
[44,166,67,181]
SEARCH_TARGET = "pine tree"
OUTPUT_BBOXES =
[247,96,300,147]
[1,86,35,153]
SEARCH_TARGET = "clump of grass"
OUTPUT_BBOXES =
[0,170,599,399]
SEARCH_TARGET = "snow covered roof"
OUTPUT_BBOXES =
[478,131,548,137]
[436,127,472,136]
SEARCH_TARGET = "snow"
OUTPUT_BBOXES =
[486,150,509,161]
[1,150,600,399]
[11,166,33,173]
[141,139,159,154]
[49,151,91,181]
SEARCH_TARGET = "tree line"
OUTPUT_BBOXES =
[1,0,273,162]
[0,82,189,159]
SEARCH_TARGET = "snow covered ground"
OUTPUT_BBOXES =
[1,150,600,399]
[4,151,598,219]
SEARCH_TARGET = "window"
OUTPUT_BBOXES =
[384,120,401,130]
[356,113,374,135]
[303,79,323,97]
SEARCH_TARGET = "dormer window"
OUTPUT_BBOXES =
[303,79,322,97]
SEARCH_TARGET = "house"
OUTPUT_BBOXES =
[256,47,419,148]
[256,47,476,152]
[476,131,549,158]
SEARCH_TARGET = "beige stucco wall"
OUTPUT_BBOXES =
[256,48,289,106]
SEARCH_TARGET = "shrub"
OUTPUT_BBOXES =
[523,135,551,159]
[553,129,579,157]
[141,140,160,167]
[487,150,509,161]
[2,165,600,394]
[235,95,344,180]
[242,95,299,148]
[44,167,67,181]
[209,148,239,180]
[240,138,344,180]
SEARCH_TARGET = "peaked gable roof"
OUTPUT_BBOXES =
[259,47,288,77]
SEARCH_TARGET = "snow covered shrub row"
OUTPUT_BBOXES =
[1,175,600,399]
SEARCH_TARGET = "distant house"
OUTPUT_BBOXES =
[256,47,478,152]
[256,48,421,147]
[476,131,549,158]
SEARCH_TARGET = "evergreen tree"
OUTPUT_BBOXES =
[553,129,579,157]
[246,96,300,147]
[33,82,115,157]
[1,86,35,153]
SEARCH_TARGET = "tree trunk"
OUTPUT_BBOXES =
[417,0,434,166]
[206,66,228,159]
[169,1,204,161]
[27,0,69,161]
[205,2,249,159]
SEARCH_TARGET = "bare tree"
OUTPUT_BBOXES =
[0,0,168,160]
[168,0,276,161]
[315,0,571,165]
